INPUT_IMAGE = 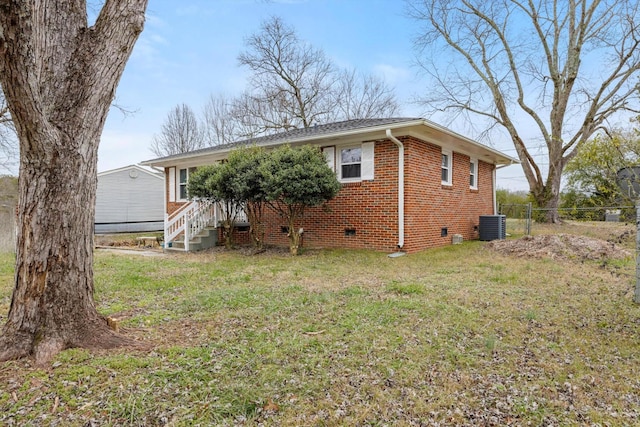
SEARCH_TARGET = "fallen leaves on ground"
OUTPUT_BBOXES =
[486,234,631,261]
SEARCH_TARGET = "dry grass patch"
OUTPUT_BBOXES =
[487,233,632,261]
[533,219,636,245]
[0,225,639,425]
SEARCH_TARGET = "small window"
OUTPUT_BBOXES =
[470,158,478,189]
[340,147,362,180]
[441,149,452,186]
[178,167,196,200]
[179,168,188,200]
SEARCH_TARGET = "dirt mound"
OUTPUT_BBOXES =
[486,234,632,261]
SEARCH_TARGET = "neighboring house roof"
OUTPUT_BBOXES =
[140,117,519,168]
[98,164,164,179]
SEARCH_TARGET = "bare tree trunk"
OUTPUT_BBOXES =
[531,185,561,224]
[245,201,265,250]
[1,132,131,364]
[529,151,564,223]
[0,0,149,365]
[218,200,238,249]
[286,207,302,256]
[288,220,301,256]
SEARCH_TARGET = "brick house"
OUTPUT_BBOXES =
[140,118,517,253]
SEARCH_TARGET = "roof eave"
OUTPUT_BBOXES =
[140,119,430,168]
[140,118,519,168]
[417,118,519,165]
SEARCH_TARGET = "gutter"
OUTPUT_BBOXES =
[386,129,405,249]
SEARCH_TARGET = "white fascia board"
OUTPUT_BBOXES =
[98,164,164,179]
[403,130,519,166]
[414,119,519,165]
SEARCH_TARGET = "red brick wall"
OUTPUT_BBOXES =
[241,136,495,253]
[401,136,495,252]
[257,139,401,252]
[167,136,497,253]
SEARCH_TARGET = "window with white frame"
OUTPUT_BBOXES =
[340,147,362,180]
[178,167,196,200]
[470,158,478,189]
[441,149,452,185]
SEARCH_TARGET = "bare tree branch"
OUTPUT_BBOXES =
[150,103,204,157]
[202,93,243,146]
[237,16,337,132]
[236,16,402,135]
[335,69,401,120]
[409,0,640,222]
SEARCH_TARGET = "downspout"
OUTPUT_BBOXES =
[493,167,497,214]
[162,168,168,250]
[386,129,405,249]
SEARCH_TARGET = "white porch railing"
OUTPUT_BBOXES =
[184,200,217,251]
[165,199,216,250]
[164,200,249,251]
[215,204,249,225]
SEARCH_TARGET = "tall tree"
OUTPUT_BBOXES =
[202,93,242,146]
[0,0,148,364]
[335,69,400,120]
[237,16,401,136]
[150,103,204,157]
[408,0,640,222]
[237,16,337,133]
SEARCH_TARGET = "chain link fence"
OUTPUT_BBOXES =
[497,203,636,237]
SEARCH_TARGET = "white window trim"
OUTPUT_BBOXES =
[470,157,478,190]
[177,167,193,201]
[335,142,374,183]
[338,145,362,182]
[441,149,452,186]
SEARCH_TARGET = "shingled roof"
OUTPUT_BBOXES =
[141,117,519,167]
[144,118,422,163]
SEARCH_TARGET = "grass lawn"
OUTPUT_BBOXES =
[0,224,639,426]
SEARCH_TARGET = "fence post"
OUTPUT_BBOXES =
[636,199,640,304]
[526,203,532,236]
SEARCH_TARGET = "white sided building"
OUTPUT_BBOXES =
[95,164,164,234]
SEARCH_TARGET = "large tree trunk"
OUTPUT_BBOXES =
[1,132,130,364]
[530,157,564,224]
[0,0,148,365]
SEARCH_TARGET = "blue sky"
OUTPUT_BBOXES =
[98,0,528,190]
